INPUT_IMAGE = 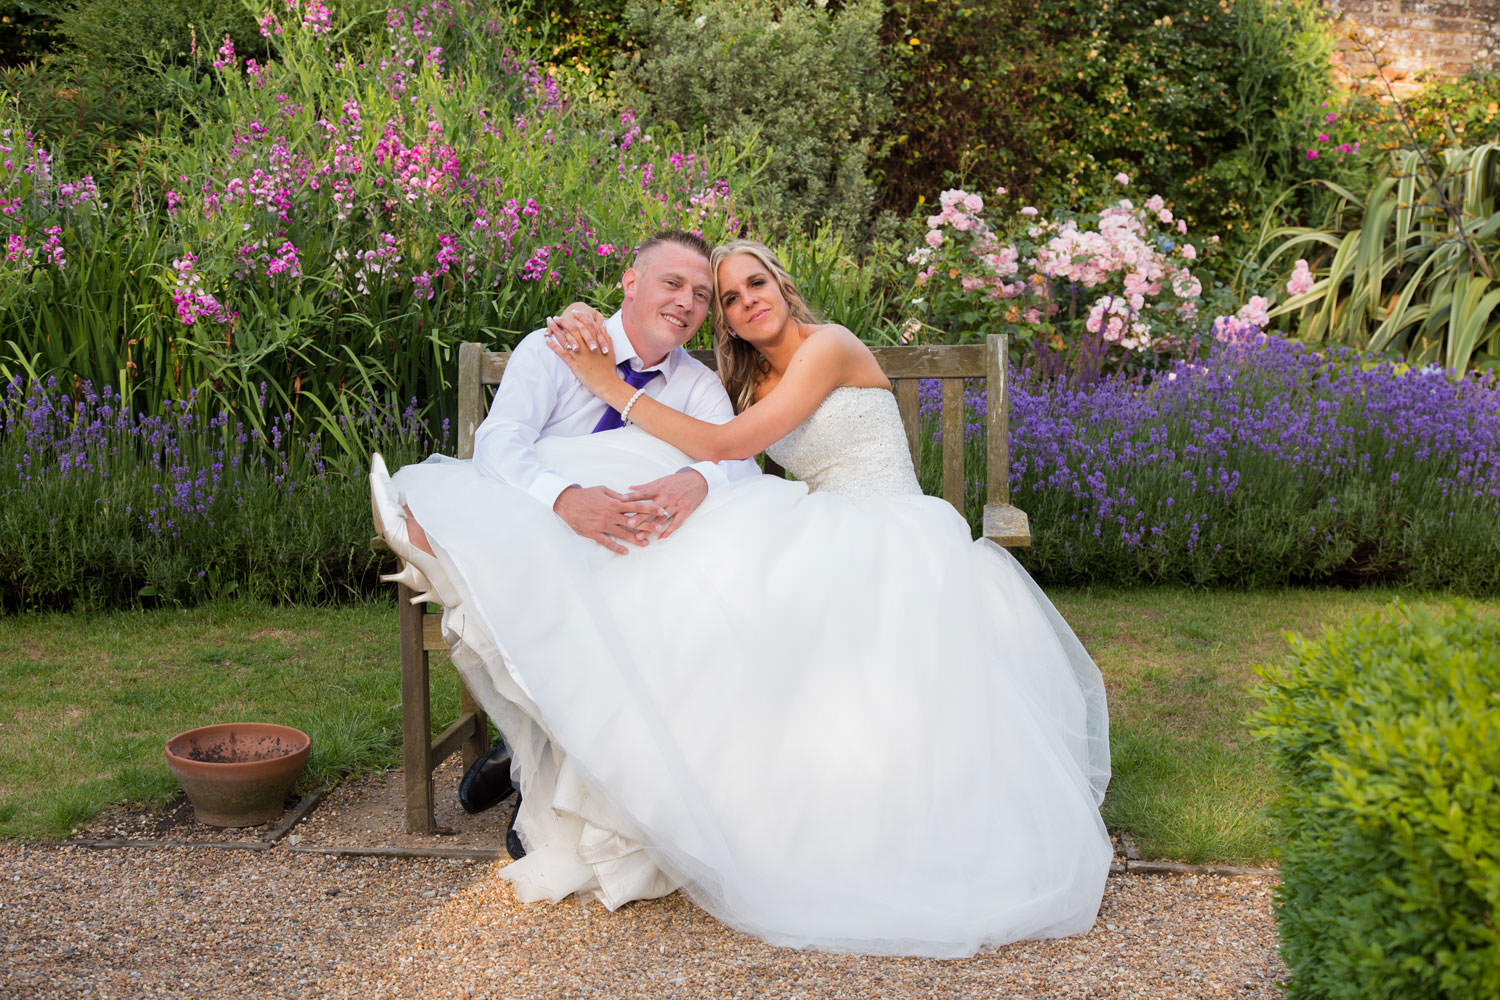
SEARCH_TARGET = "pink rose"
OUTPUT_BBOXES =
[1285,259,1314,296]
[1114,173,1130,185]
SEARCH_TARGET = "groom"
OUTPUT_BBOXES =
[459,230,757,846]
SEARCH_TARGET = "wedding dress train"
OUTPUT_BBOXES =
[386,386,1112,958]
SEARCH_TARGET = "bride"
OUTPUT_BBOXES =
[369,239,1112,958]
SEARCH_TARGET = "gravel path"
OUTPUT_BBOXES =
[2,841,1286,999]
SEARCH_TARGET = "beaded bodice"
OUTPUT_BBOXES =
[765,387,922,499]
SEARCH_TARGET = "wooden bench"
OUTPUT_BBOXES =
[387,333,1030,834]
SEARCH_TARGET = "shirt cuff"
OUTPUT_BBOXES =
[529,472,578,511]
[687,460,728,492]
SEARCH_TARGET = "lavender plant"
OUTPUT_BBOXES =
[0,375,449,610]
[917,333,1500,591]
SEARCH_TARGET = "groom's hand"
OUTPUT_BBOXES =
[626,470,708,542]
[553,485,663,554]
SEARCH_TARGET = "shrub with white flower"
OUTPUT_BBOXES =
[903,177,1237,363]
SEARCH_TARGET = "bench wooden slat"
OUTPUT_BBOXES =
[941,378,965,510]
[985,333,1011,506]
[871,343,986,378]
[430,711,485,769]
[422,614,446,651]
[895,378,920,461]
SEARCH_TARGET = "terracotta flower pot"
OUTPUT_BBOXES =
[164,722,311,828]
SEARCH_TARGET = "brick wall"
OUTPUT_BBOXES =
[1323,0,1500,90]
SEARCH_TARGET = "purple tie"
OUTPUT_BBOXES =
[592,363,660,433]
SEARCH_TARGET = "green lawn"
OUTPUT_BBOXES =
[2,587,1491,860]
[0,599,460,839]
[1052,586,1500,863]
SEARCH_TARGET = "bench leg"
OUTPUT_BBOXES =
[459,678,489,768]
[399,585,437,834]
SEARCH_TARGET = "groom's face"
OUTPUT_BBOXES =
[619,243,713,367]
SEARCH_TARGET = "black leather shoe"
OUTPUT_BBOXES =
[505,791,526,860]
[458,742,515,815]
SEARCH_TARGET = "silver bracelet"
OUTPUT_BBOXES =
[620,386,648,424]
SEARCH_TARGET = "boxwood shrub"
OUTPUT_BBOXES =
[1251,604,1500,999]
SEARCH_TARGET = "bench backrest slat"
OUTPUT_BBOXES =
[454,335,1011,518]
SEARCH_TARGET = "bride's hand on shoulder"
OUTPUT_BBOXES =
[545,303,608,354]
[543,307,618,392]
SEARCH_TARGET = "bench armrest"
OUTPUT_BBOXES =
[982,502,1031,548]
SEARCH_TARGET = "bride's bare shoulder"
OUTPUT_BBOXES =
[802,323,887,386]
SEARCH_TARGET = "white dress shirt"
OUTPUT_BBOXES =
[472,311,758,507]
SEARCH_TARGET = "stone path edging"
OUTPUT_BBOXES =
[59,786,1277,877]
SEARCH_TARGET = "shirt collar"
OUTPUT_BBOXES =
[605,310,680,377]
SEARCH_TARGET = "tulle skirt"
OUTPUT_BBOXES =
[393,427,1111,958]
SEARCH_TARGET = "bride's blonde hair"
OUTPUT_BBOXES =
[710,240,820,413]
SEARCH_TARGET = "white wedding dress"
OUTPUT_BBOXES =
[392,386,1112,958]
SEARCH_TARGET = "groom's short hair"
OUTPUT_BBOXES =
[633,230,712,264]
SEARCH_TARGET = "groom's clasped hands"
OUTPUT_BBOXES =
[545,307,709,554]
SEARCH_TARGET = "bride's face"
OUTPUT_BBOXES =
[715,253,788,344]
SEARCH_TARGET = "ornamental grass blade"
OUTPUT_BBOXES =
[1367,253,1441,357]
[1392,152,1422,253]
[1317,229,1364,346]
[1445,274,1500,374]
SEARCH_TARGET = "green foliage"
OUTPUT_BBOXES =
[614,0,892,242]
[0,58,175,173]
[33,0,270,163]
[0,2,61,67]
[1263,143,1500,374]
[878,0,1335,254]
[535,0,633,82]
[876,0,1059,214]
[1251,604,1500,999]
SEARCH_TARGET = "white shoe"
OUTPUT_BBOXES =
[370,453,458,607]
